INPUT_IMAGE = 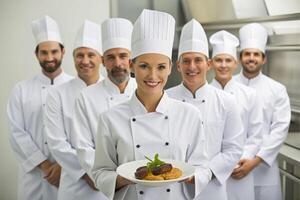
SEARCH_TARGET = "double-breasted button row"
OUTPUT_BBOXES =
[136,142,169,148]
[132,116,167,122]
[139,189,170,195]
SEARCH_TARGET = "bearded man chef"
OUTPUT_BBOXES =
[209,30,263,200]
[7,15,73,200]
[44,20,107,200]
[92,9,212,200]
[70,18,136,176]
[234,23,291,200]
[166,19,244,200]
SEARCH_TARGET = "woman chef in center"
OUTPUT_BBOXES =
[92,9,212,200]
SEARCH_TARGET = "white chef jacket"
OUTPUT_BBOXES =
[71,77,136,176]
[7,72,73,200]
[235,72,291,187]
[167,83,244,200]
[211,78,263,200]
[92,92,212,200]
[45,77,107,200]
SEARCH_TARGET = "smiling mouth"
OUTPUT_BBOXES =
[218,69,228,74]
[186,72,200,76]
[45,62,56,67]
[144,80,160,87]
[246,61,257,65]
[80,65,93,69]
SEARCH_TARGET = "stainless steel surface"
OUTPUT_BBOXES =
[279,133,300,200]
[266,46,300,51]
[279,168,300,183]
[284,132,300,151]
[190,13,300,30]
[267,33,300,125]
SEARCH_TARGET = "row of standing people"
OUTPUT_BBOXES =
[7,9,291,200]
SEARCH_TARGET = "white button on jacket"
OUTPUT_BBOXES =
[71,77,136,176]
[7,72,73,200]
[167,83,244,200]
[235,72,291,195]
[45,77,107,200]
[92,92,212,200]
[211,78,263,200]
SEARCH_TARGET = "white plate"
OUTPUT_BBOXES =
[116,159,195,187]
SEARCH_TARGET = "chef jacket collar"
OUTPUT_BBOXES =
[129,91,169,116]
[180,82,209,99]
[75,74,102,87]
[239,70,262,85]
[211,78,235,92]
[38,71,69,85]
[74,76,89,87]
[104,77,135,95]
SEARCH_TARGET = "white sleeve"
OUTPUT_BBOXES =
[71,93,95,177]
[92,114,118,200]
[186,111,212,197]
[45,89,85,181]
[242,91,263,159]
[7,84,47,173]
[209,98,244,185]
[257,87,291,166]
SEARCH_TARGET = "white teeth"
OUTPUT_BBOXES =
[145,81,159,86]
[187,72,198,76]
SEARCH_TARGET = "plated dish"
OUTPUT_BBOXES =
[116,154,195,187]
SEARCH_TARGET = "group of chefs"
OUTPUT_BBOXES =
[7,8,291,200]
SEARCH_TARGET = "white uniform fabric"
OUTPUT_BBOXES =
[235,72,291,200]
[74,20,102,55]
[178,19,209,58]
[239,23,268,54]
[7,72,73,200]
[71,78,137,176]
[209,30,239,60]
[92,92,212,200]
[101,18,133,53]
[131,9,175,59]
[211,78,263,200]
[45,77,107,200]
[167,83,244,200]
[31,15,63,46]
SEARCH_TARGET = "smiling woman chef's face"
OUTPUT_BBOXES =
[131,53,171,98]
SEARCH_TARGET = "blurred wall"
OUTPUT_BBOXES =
[0,0,109,199]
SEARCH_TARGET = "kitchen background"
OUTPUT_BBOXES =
[0,0,299,199]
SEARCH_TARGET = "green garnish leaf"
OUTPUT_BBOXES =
[145,153,165,171]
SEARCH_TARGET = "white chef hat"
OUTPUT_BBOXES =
[178,19,208,59]
[31,15,63,46]
[101,18,133,53]
[239,23,268,53]
[74,20,102,55]
[210,30,239,60]
[131,9,175,60]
